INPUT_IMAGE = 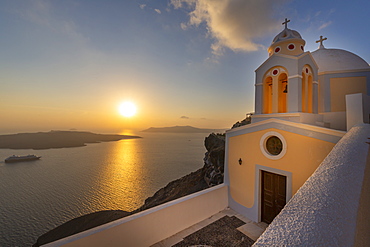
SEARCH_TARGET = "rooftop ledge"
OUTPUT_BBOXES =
[226,117,345,139]
[252,112,302,118]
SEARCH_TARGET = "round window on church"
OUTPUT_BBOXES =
[260,132,287,160]
[266,136,283,155]
[288,43,295,50]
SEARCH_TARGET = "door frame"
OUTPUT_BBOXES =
[255,164,292,222]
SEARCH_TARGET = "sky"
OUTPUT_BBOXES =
[0,0,369,134]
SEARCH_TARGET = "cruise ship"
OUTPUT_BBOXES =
[5,155,41,163]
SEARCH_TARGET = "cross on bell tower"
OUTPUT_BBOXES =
[282,18,290,29]
[316,35,327,49]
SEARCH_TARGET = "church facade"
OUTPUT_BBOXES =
[225,19,370,223]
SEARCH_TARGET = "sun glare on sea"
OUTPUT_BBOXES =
[119,101,137,117]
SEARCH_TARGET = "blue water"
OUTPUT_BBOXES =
[0,132,206,246]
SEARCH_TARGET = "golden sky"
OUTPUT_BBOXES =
[1,0,369,134]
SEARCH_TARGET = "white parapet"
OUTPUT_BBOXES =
[43,184,228,247]
[253,124,370,246]
[346,93,370,131]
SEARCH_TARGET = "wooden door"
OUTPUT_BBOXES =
[261,171,287,224]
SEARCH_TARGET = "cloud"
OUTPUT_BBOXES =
[318,21,333,30]
[180,116,190,119]
[170,0,287,56]
[154,9,162,14]
[17,0,52,27]
[139,4,146,9]
[13,0,105,73]
[171,0,184,9]
[17,1,89,46]
[180,22,188,30]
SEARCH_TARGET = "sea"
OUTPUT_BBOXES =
[0,132,207,247]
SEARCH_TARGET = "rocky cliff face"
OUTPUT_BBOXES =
[203,133,225,186]
[33,133,226,246]
[134,167,208,212]
[231,113,253,129]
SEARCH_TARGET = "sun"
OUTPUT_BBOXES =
[119,101,137,117]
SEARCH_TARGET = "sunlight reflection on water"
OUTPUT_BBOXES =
[0,132,207,246]
[98,138,146,210]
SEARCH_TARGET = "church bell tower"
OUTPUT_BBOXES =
[253,19,319,120]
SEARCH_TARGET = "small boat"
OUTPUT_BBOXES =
[5,155,41,163]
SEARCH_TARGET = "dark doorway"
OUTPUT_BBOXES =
[261,170,287,224]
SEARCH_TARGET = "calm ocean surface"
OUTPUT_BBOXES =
[0,132,206,246]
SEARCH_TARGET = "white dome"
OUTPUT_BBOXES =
[271,28,304,45]
[311,48,370,73]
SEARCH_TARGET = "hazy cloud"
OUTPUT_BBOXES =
[13,0,105,73]
[319,21,333,30]
[171,0,184,9]
[180,22,188,30]
[17,0,52,27]
[17,1,88,46]
[180,116,190,119]
[139,4,146,9]
[171,0,286,56]
[154,9,162,14]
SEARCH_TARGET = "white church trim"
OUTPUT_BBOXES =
[227,118,345,143]
[318,67,370,76]
[287,74,303,80]
[259,131,287,160]
[255,164,293,222]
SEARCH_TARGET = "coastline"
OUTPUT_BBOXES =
[0,131,141,150]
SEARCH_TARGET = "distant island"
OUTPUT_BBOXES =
[142,126,225,133]
[0,131,141,150]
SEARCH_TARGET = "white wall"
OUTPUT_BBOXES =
[322,111,346,130]
[43,184,228,247]
[346,93,370,130]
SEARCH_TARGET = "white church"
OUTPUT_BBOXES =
[43,19,370,247]
[225,18,370,225]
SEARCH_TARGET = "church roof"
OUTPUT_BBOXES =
[311,47,370,73]
[271,28,303,46]
[268,19,306,56]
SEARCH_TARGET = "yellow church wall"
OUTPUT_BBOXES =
[330,77,367,112]
[228,128,335,208]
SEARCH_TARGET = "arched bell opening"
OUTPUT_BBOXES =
[307,75,313,113]
[263,76,273,114]
[302,66,314,113]
[278,73,288,113]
